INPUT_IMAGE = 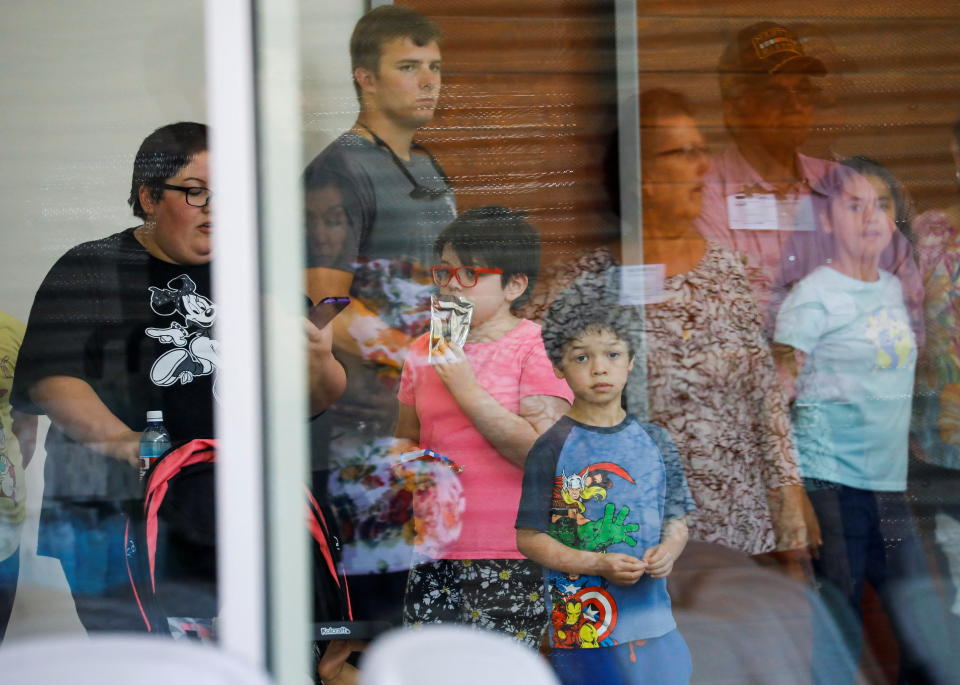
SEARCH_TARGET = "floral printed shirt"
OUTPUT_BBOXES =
[644,243,801,555]
[913,210,960,470]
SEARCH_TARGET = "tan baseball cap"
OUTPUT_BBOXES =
[719,22,827,77]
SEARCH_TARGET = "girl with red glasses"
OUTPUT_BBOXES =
[395,206,573,646]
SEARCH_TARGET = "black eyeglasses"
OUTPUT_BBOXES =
[430,265,503,288]
[162,184,212,207]
[356,123,451,201]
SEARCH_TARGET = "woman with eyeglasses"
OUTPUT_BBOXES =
[10,122,346,634]
[636,90,812,574]
[11,122,218,633]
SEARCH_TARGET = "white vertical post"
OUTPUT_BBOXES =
[256,0,311,681]
[206,0,311,679]
[614,0,647,418]
[205,0,267,669]
[615,0,641,268]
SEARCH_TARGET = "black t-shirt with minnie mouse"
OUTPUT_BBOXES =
[13,227,215,500]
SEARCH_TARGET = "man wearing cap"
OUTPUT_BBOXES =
[696,21,921,336]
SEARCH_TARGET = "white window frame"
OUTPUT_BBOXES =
[206,1,311,680]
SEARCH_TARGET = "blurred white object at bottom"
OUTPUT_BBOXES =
[0,633,273,684]
[359,625,559,685]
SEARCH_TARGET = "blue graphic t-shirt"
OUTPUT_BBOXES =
[516,415,695,648]
[775,266,917,491]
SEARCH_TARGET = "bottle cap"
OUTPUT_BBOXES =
[146,410,164,423]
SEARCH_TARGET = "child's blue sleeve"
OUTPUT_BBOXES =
[643,422,696,521]
[515,421,569,533]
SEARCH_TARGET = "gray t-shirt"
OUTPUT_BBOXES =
[304,132,457,479]
[303,132,456,270]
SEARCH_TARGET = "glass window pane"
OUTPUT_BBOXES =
[1,0,221,647]
[7,2,960,683]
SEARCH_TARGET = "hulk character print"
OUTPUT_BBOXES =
[549,462,638,551]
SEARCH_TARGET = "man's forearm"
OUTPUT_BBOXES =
[308,350,347,415]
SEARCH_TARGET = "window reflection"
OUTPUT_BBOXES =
[4,3,960,684]
[913,115,960,631]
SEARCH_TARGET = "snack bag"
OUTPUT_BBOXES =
[429,295,472,363]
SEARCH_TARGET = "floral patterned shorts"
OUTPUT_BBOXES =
[403,558,547,648]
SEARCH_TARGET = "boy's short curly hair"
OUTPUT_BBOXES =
[540,269,638,367]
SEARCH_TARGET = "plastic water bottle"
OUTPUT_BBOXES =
[139,410,171,481]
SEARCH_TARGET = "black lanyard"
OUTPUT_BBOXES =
[355,122,451,201]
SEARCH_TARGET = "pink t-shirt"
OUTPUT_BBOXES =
[398,318,573,559]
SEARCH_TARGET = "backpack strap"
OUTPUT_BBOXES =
[138,442,353,625]
[124,518,153,632]
[305,487,353,620]
[143,438,217,591]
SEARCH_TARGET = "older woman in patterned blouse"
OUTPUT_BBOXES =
[638,89,814,576]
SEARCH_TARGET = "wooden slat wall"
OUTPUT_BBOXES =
[403,0,619,262]
[635,9,960,215]
[406,1,960,262]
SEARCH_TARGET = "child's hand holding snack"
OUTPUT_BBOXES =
[429,338,477,392]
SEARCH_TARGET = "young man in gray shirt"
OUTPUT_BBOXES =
[302,5,456,628]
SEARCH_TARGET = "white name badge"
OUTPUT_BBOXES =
[618,264,666,306]
[727,192,779,230]
[727,192,817,232]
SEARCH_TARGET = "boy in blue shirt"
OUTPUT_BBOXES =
[515,286,696,684]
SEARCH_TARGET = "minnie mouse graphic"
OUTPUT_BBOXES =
[145,275,220,400]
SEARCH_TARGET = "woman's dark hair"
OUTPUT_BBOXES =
[303,164,360,219]
[302,164,360,267]
[305,160,350,193]
[434,206,540,310]
[838,155,914,242]
[129,122,209,220]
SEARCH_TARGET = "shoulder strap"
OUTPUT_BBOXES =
[305,487,353,620]
[143,439,217,591]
